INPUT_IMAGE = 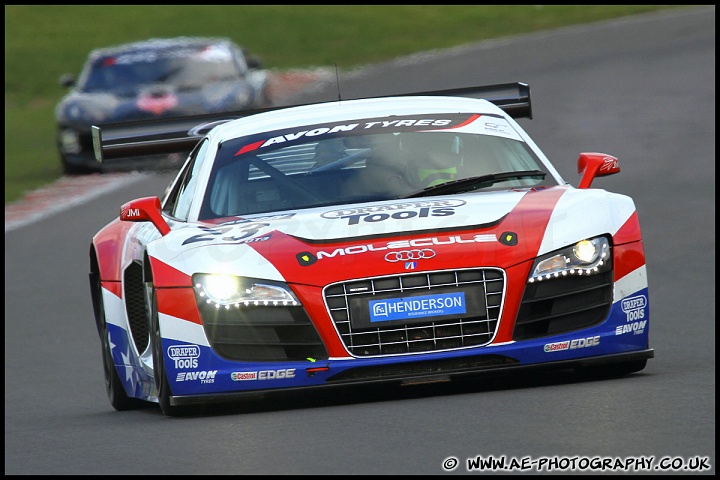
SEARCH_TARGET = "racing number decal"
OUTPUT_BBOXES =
[182,223,270,246]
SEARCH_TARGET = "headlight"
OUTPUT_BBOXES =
[234,88,250,106]
[58,129,81,154]
[528,236,611,283]
[193,274,300,308]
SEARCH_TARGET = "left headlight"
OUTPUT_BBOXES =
[528,236,611,283]
[193,274,301,308]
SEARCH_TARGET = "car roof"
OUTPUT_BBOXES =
[211,95,509,141]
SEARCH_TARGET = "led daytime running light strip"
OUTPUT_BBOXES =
[195,284,300,308]
[528,249,608,284]
[528,263,604,283]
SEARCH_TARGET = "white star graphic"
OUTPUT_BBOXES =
[120,345,138,393]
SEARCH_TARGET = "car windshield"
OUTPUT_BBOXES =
[199,113,556,220]
[80,43,242,94]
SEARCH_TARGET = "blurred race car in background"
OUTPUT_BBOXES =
[56,36,270,174]
[89,82,652,416]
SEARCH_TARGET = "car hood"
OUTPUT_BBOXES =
[56,80,250,125]
[147,186,637,287]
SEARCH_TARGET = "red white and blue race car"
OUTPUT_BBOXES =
[89,82,652,416]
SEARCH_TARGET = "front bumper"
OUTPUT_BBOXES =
[168,348,654,407]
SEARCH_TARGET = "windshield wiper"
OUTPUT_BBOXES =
[401,170,547,198]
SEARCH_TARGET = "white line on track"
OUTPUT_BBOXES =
[4,172,148,232]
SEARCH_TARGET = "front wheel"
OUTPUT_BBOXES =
[61,154,102,175]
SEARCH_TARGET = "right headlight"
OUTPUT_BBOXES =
[193,273,301,308]
[58,129,81,154]
[528,236,611,283]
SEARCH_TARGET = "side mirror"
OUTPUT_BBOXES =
[120,196,171,236]
[246,54,263,70]
[577,152,620,189]
[59,74,76,88]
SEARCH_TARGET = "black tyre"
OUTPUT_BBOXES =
[62,161,87,175]
[61,156,101,175]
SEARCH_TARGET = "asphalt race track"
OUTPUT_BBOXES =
[5,6,715,475]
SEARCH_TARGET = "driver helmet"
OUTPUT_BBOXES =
[399,132,460,187]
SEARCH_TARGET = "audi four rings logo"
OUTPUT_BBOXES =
[384,249,436,262]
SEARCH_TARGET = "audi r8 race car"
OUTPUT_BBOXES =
[89,82,653,416]
[56,36,270,174]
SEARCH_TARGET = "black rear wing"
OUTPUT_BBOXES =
[92,82,531,163]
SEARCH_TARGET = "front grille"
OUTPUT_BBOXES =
[196,303,328,362]
[324,269,504,357]
[513,270,614,340]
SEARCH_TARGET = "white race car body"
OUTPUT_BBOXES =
[89,83,651,415]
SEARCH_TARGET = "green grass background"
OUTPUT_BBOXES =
[5,5,685,205]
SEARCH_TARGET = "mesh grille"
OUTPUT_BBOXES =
[513,270,613,340]
[124,261,149,353]
[324,269,504,357]
[196,303,328,362]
